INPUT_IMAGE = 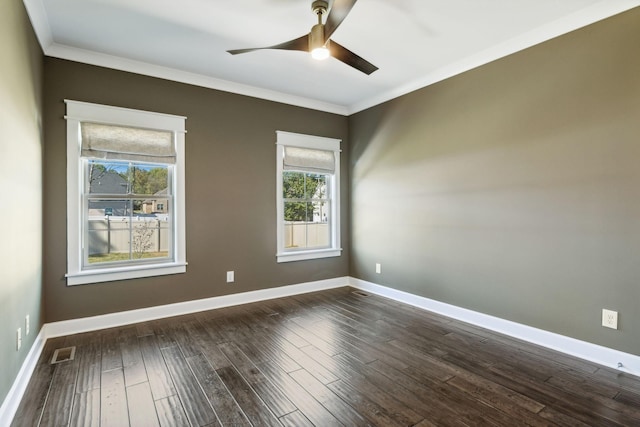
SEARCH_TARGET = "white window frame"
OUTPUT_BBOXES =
[276,131,342,263]
[65,100,187,285]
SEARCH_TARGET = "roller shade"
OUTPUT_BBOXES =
[81,122,176,164]
[283,146,335,174]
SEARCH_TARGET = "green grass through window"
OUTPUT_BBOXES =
[88,251,169,263]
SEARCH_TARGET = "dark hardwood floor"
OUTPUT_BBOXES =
[11,287,640,426]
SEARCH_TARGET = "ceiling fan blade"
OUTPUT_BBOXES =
[324,0,358,42]
[227,34,309,55]
[329,40,378,75]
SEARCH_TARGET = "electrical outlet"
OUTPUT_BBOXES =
[602,309,618,330]
[375,263,381,274]
[226,271,234,283]
[17,328,22,351]
[25,314,30,336]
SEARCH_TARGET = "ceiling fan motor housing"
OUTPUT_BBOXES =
[311,0,328,16]
[310,0,329,52]
[309,24,326,51]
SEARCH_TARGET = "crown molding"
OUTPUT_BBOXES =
[23,0,640,116]
[348,0,640,114]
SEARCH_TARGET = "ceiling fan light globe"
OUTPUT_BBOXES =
[311,47,330,60]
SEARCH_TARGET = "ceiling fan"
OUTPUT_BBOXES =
[227,0,378,75]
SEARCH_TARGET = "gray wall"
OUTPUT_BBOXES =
[349,8,640,355]
[43,59,349,322]
[0,0,43,405]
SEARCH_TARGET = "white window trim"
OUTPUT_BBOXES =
[276,131,342,263]
[65,100,187,285]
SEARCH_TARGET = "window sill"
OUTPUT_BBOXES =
[66,262,187,286]
[277,248,342,263]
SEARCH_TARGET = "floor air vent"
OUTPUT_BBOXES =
[51,346,76,364]
[352,290,370,297]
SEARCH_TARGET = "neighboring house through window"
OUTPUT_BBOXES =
[65,100,187,285]
[276,131,341,262]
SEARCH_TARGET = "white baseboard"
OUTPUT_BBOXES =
[44,276,349,338]
[349,277,640,376]
[0,329,47,427]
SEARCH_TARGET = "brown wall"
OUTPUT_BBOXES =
[0,0,43,404]
[43,59,349,322]
[349,8,640,355]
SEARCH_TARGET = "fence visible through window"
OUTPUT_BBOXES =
[284,222,330,249]
[87,215,170,264]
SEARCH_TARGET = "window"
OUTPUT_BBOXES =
[65,100,187,285]
[276,131,341,262]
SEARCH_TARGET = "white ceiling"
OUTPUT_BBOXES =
[24,0,639,115]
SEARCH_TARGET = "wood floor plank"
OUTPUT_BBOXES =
[235,327,302,373]
[536,406,594,427]
[152,316,188,349]
[186,353,251,426]
[207,311,250,343]
[615,390,640,409]
[483,361,626,426]
[69,389,100,427]
[196,315,235,346]
[38,358,79,426]
[335,351,476,424]
[170,319,205,359]
[257,362,345,427]
[218,341,297,417]
[120,327,149,387]
[135,321,155,337]
[288,368,370,427]
[445,362,545,414]
[127,382,161,427]
[162,345,219,426]
[259,298,306,317]
[138,334,177,401]
[592,366,640,393]
[262,331,339,385]
[384,339,458,382]
[184,317,234,370]
[101,328,124,372]
[262,318,310,348]
[155,395,190,427]
[546,371,620,400]
[402,368,523,426]
[322,327,386,365]
[74,332,102,393]
[100,368,129,427]
[282,318,342,356]
[215,365,282,427]
[321,309,394,343]
[279,410,314,427]
[446,375,551,426]
[542,374,640,424]
[364,361,471,427]
[330,352,425,426]
[326,378,408,427]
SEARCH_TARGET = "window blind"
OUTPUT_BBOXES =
[283,146,335,174]
[81,122,176,164]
